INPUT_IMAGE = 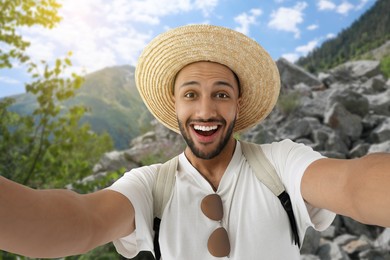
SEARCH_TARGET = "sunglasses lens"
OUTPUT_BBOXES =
[201,194,223,221]
[208,227,231,257]
[201,194,230,257]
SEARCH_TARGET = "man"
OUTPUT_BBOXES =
[0,24,389,259]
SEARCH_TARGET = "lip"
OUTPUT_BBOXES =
[190,123,222,144]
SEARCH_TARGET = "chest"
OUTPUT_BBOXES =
[159,169,297,259]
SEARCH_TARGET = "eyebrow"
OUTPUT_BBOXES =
[179,80,235,89]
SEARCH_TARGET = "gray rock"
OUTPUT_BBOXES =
[300,254,321,260]
[374,228,390,251]
[366,89,390,116]
[276,58,322,88]
[318,239,350,260]
[321,226,337,240]
[368,140,390,153]
[331,60,381,80]
[349,143,370,158]
[341,236,371,255]
[324,103,363,141]
[327,89,369,117]
[370,118,390,143]
[359,75,387,94]
[301,227,321,255]
[278,118,312,140]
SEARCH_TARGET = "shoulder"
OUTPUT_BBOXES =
[254,139,325,186]
[260,139,324,165]
[108,163,162,193]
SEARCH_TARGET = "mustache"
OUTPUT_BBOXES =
[187,118,226,124]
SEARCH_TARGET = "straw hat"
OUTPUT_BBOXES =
[135,24,280,133]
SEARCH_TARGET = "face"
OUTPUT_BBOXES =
[173,61,241,160]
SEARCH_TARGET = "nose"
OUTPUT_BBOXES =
[196,95,217,119]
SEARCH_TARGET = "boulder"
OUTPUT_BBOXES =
[276,58,322,88]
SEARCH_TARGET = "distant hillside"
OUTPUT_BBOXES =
[297,0,390,73]
[9,65,154,150]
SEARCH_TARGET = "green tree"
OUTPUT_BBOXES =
[0,0,61,68]
[0,2,119,260]
[0,1,117,258]
[297,0,390,72]
[1,56,113,188]
[0,0,113,187]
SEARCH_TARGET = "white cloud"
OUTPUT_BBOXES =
[326,33,336,39]
[194,0,219,16]
[25,36,57,62]
[0,76,21,85]
[336,1,354,15]
[105,0,193,25]
[317,0,361,15]
[17,0,221,74]
[296,39,319,55]
[281,39,319,62]
[268,2,307,39]
[356,0,370,10]
[234,8,263,35]
[281,53,299,62]
[317,0,336,10]
[307,24,319,30]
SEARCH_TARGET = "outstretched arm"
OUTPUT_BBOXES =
[301,153,390,227]
[0,176,135,258]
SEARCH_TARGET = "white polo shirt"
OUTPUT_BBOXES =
[107,140,336,259]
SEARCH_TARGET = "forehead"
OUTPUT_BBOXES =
[175,61,236,80]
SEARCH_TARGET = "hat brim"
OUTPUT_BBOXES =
[136,24,280,133]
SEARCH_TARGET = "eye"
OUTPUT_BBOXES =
[215,93,229,99]
[184,92,196,99]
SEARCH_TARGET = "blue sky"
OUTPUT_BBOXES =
[0,0,376,98]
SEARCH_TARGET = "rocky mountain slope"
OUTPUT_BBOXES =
[8,65,154,150]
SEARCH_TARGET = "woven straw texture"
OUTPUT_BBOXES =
[135,24,280,133]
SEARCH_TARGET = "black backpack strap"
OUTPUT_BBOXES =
[240,141,301,247]
[153,218,162,260]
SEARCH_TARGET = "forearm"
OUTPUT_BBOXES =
[349,153,390,227]
[0,176,97,258]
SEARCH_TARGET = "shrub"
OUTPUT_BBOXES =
[380,55,390,79]
[276,90,301,116]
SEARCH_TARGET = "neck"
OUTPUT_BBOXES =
[185,138,237,191]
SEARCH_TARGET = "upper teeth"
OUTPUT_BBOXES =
[194,125,218,131]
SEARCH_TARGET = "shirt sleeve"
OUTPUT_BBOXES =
[105,164,160,258]
[262,140,336,240]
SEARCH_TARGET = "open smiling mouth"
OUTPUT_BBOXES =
[193,125,219,136]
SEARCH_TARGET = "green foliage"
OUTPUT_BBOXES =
[140,152,164,165]
[0,54,114,188]
[0,0,61,68]
[10,65,155,150]
[71,169,123,194]
[297,0,390,73]
[0,0,118,258]
[71,66,154,149]
[276,90,301,116]
[380,55,390,79]
[65,243,121,260]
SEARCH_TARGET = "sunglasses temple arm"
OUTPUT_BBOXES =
[278,191,300,248]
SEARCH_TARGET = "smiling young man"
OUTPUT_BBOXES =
[174,61,240,190]
[1,24,390,260]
